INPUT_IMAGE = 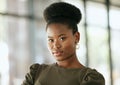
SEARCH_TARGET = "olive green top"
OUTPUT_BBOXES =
[22,63,105,85]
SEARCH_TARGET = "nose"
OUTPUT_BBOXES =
[53,40,61,49]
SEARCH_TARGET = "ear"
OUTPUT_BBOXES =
[74,32,80,44]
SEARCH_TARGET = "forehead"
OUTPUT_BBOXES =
[46,23,72,36]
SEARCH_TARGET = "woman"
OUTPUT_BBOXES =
[22,2,105,85]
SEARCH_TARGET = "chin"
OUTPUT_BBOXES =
[55,57,69,61]
[54,56,65,61]
[56,59,65,61]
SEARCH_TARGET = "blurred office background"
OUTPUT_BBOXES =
[0,0,120,85]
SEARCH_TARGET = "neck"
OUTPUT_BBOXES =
[57,55,83,69]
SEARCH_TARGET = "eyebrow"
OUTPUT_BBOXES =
[48,34,66,38]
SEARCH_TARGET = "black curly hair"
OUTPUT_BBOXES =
[43,2,82,34]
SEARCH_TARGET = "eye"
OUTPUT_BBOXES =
[60,37,66,41]
[48,39,54,43]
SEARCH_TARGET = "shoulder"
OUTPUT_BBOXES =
[29,63,52,75]
[81,67,105,85]
[22,63,49,85]
[29,63,48,71]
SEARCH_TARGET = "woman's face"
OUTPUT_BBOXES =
[46,23,80,61]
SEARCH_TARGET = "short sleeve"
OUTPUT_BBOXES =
[81,68,105,85]
[21,63,40,85]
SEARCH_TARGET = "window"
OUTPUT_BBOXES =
[0,0,120,85]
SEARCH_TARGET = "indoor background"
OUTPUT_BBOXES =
[0,0,120,85]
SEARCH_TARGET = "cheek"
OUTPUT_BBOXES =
[47,43,52,51]
[63,41,76,51]
[63,44,75,56]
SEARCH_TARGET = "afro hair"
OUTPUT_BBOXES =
[43,2,82,24]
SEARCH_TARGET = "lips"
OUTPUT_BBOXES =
[52,51,63,56]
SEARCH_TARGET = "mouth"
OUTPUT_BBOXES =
[52,51,63,56]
